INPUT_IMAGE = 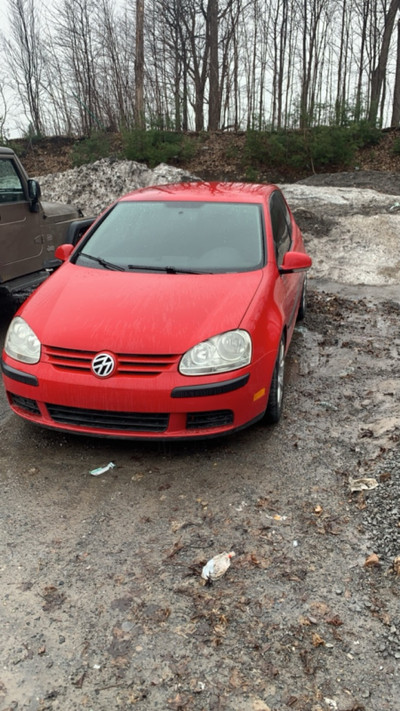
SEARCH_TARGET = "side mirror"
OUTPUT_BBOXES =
[27,179,41,212]
[279,251,312,274]
[55,243,74,261]
[65,217,95,245]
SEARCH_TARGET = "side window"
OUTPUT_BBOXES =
[0,160,25,204]
[269,191,292,265]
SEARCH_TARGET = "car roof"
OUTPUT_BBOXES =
[0,146,15,156]
[119,181,279,204]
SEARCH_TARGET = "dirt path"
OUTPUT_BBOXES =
[1,277,399,711]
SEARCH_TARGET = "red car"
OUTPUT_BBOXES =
[1,182,311,439]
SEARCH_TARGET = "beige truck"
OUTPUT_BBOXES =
[0,146,92,302]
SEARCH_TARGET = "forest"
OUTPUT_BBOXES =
[1,0,400,140]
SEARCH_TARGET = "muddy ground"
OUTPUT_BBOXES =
[1,170,400,711]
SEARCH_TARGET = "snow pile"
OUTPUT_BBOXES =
[281,184,400,287]
[36,158,198,217]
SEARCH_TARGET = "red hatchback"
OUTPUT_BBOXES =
[1,182,311,439]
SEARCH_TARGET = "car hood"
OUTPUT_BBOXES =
[22,263,264,354]
[41,201,82,222]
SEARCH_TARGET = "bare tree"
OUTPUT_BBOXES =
[0,82,8,139]
[135,0,145,128]
[297,0,327,127]
[334,0,351,123]
[391,17,400,124]
[54,0,103,134]
[368,0,400,124]
[274,0,289,129]
[97,0,135,130]
[151,0,191,130]
[2,0,400,137]
[4,0,44,135]
[208,0,219,130]
[218,0,242,129]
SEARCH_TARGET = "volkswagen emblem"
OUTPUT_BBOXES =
[91,352,116,378]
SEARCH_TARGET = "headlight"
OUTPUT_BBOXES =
[179,330,252,375]
[5,317,41,364]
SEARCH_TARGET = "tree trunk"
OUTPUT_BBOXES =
[368,0,400,124]
[135,0,145,129]
[208,0,220,130]
[391,19,400,124]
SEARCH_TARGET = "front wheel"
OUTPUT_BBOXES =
[297,275,308,321]
[264,336,285,424]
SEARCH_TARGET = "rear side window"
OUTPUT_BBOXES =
[269,191,292,265]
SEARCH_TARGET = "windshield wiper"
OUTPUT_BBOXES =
[127,264,211,274]
[79,252,126,271]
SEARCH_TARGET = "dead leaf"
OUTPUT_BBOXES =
[72,671,86,688]
[41,585,66,612]
[250,552,261,566]
[380,611,391,625]
[170,520,184,532]
[164,538,184,559]
[364,553,380,567]
[326,614,344,627]
[393,556,400,575]
[251,698,272,710]
[379,471,392,482]
[247,552,270,569]
[311,632,325,647]
[309,601,330,618]
[167,692,193,709]
[229,667,246,688]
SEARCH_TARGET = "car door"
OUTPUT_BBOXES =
[269,190,301,332]
[0,155,44,283]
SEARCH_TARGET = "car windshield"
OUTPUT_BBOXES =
[74,201,265,273]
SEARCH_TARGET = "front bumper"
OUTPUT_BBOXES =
[1,357,272,439]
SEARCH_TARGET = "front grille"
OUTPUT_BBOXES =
[46,403,169,432]
[44,346,177,376]
[10,394,41,415]
[186,410,234,429]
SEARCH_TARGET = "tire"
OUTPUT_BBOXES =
[297,275,307,321]
[264,335,285,424]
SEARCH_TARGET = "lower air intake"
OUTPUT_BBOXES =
[186,410,234,429]
[11,394,41,416]
[46,404,169,432]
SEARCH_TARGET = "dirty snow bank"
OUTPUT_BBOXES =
[37,158,400,287]
[36,158,198,217]
[280,183,400,287]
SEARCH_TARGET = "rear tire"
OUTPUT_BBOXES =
[264,335,285,424]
